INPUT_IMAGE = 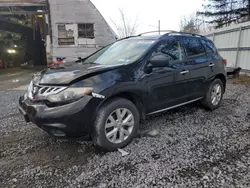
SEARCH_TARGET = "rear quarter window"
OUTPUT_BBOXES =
[201,39,217,54]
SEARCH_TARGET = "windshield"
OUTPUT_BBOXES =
[83,39,155,65]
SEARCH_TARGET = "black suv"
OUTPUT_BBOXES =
[19,31,227,151]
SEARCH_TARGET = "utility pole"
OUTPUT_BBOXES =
[149,20,161,34]
[158,20,161,35]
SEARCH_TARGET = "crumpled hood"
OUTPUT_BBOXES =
[34,62,123,85]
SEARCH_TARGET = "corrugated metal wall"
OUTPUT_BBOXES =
[203,21,250,71]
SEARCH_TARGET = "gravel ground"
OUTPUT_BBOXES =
[1,83,250,188]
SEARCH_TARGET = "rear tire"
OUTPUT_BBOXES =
[201,79,224,110]
[92,98,139,151]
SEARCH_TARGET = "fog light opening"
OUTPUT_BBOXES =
[50,129,66,137]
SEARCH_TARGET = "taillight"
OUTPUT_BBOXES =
[222,59,227,66]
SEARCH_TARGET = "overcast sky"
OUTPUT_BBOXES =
[91,0,204,35]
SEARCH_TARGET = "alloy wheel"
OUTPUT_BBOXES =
[105,108,134,144]
[211,84,222,106]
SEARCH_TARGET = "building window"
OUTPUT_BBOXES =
[58,24,75,45]
[78,23,94,39]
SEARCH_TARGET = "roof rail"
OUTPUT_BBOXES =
[117,35,137,41]
[166,32,206,38]
[138,30,177,36]
[138,30,206,39]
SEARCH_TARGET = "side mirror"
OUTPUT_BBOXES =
[148,54,170,67]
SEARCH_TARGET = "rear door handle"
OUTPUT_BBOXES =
[209,63,215,67]
[180,70,189,75]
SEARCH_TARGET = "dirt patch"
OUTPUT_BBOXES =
[230,74,250,86]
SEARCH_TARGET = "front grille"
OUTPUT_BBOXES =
[35,85,66,96]
[27,81,66,99]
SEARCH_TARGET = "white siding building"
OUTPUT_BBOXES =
[46,0,117,62]
[0,0,117,64]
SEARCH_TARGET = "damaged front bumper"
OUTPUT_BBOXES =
[18,95,98,139]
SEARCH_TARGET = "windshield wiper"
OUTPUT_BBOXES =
[85,62,99,65]
[75,57,86,63]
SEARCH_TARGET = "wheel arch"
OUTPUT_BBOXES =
[214,74,226,93]
[97,91,146,121]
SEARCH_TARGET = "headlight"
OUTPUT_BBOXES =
[24,92,28,100]
[27,81,33,99]
[47,87,93,103]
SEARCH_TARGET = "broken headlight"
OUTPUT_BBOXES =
[47,87,93,103]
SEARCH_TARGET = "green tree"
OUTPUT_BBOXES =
[197,0,250,28]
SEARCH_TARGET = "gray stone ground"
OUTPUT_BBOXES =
[0,70,250,187]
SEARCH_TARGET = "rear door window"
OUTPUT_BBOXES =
[183,38,205,57]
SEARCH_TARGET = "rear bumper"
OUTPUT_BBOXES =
[19,95,101,139]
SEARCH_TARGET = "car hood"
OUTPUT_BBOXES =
[34,62,124,85]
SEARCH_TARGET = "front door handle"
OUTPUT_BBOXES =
[180,70,189,75]
[209,63,215,67]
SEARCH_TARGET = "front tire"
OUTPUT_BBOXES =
[92,98,139,151]
[201,78,224,110]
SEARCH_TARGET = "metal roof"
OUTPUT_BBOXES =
[0,0,46,6]
[0,0,47,15]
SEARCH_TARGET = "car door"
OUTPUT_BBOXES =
[145,38,190,114]
[201,39,222,78]
[182,37,210,100]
